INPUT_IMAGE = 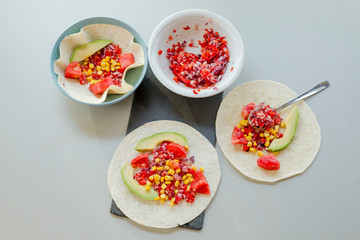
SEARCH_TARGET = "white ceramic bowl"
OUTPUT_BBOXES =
[148,9,245,98]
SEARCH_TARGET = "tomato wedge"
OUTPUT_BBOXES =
[89,76,114,95]
[257,154,280,170]
[65,61,82,79]
[119,53,135,73]
[241,103,257,119]
[191,170,210,195]
[131,152,149,168]
[166,143,187,158]
[232,126,247,145]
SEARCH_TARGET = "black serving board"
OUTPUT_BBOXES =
[110,68,222,230]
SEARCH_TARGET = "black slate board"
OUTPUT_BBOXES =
[110,68,222,230]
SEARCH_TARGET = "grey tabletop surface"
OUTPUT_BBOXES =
[1,0,359,239]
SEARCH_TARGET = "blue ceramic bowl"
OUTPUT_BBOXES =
[50,17,148,105]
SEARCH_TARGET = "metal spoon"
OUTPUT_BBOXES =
[248,81,330,128]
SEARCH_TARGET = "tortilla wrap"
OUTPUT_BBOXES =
[108,120,221,228]
[216,80,321,183]
[54,24,145,104]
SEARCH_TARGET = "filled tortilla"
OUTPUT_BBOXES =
[216,80,321,183]
[54,24,145,104]
[108,120,221,228]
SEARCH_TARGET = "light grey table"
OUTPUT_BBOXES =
[1,0,359,239]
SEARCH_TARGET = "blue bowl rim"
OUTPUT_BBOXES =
[50,16,148,106]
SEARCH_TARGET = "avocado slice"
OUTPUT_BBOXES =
[70,39,112,63]
[135,132,188,152]
[267,106,299,152]
[121,162,158,200]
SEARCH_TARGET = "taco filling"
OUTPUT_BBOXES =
[65,43,135,95]
[129,140,210,207]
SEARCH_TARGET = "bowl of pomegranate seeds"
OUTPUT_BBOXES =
[148,9,244,98]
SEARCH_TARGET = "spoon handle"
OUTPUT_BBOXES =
[276,80,330,112]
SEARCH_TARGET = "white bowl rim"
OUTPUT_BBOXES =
[148,9,245,98]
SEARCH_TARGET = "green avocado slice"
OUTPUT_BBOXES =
[121,162,158,200]
[267,106,299,152]
[70,39,112,63]
[135,132,188,152]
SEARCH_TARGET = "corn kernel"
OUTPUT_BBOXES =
[145,186,151,191]
[182,175,187,181]
[165,181,171,185]
[157,166,164,171]
[155,158,160,163]
[170,202,175,207]
[165,175,172,181]
[248,132,253,137]
[161,199,165,204]
[97,70,103,75]
[96,66,101,71]
[111,66,115,72]
[171,197,175,202]
[105,56,110,61]
[100,62,106,67]
[153,174,160,181]
[265,141,270,147]
[247,142,252,147]
[148,175,154,181]
[175,180,180,187]
[160,189,165,194]
[165,160,169,166]
[257,150,263,157]
[264,132,270,137]
[174,159,179,162]
[200,167,204,172]
[86,76,92,81]
[89,63,94,69]
[161,184,167,189]
[160,176,164,182]
[186,173,192,177]
[155,197,160,201]
[270,135,275,140]
[184,179,190,185]
[280,121,286,128]
[273,151,279,156]
[175,169,181,173]
[168,169,175,175]
[151,166,157,171]
[260,133,265,137]
[111,59,116,64]
[155,181,160,185]
[253,141,257,146]
[165,165,170,170]
[115,66,120,70]
[160,194,167,200]
[174,189,178,194]
[188,177,193,183]
[192,166,197,171]
[250,147,256,152]
[186,185,191,191]
[275,125,280,131]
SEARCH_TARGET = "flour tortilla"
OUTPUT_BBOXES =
[108,120,221,229]
[54,24,145,104]
[216,80,321,183]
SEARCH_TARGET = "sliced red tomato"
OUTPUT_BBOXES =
[89,76,114,95]
[191,170,210,195]
[166,143,187,158]
[119,53,135,72]
[232,126,247,145]
[131,153,149,168]
[65,61,82,79]
[257,154,280,170]
[196,184,211,194]
[241,103,257,119]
